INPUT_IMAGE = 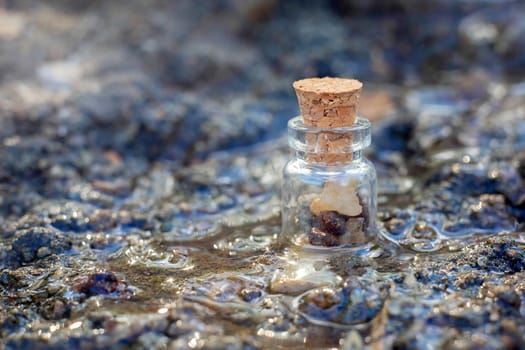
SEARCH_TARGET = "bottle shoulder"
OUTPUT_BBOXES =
[283,157,376,177]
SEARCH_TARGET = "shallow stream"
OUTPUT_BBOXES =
[1,1,525,349]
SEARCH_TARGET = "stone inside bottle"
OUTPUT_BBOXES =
[308,180,368,246]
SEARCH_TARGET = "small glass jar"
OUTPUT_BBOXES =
[281,116,377,250]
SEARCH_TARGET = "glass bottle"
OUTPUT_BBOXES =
[281,115,377,250]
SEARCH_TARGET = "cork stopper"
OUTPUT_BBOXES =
[293,77,363,163]
[293,77,362,128]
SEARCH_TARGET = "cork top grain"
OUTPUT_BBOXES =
[293,77,362,128]
[293,77,362,95]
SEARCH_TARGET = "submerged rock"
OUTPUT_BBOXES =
[296,277,390,327]
[10,228,71,265]
[464,238,525,274]
[72,272,133,299]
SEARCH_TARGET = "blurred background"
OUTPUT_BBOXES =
[1,0,524,165]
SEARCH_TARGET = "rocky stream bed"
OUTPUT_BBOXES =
[1,1,525,349]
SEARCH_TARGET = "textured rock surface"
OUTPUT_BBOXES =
[1,1,525,349]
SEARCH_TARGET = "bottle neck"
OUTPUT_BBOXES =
[294,150,363,164]
[287,116,371,166]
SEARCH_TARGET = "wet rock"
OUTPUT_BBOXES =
[2,1,525,348]
[391,321,448,350]
[414,270,449,291]
[87,210,118,232]
[164,303,224,338]
[87,310,114,330]
[466,238,525,274]
[270,263,340,296]
[0,270,21,289]
[181,273,267,312]
[1,310,29,338]
[238,288,262,303]
[428,162,499,196]
[413,237,525,299]
[381,209,416,237]
[72,272,132,298]
[494,288,521,312]
[91,179,130,198]
[454,271,484,290]
[270,277,318,296]
[49,203,94,233]
[39,299,71,320]
[296,277,390,326]
[442,194,516,235]
[303,288,341,310]
[327,254,375,278]
[427,307,489,329]
[10,228,71,265]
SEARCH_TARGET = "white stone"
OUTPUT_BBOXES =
[310,179,362,217]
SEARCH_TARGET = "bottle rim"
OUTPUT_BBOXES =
[287,116,372,154]
[287,116,371,133]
